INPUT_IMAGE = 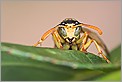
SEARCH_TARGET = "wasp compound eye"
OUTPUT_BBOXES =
[58,27,67,37]
[74,26,82,36]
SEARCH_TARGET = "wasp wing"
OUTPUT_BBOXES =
[82,28,110,56]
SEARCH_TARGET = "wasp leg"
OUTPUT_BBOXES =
[93,40,111,63]
[33,28,56,47]
[82,28,110,56]
[80,39,93,52]
[79,32,89,52]
[76,32,86,44]
[72,45,78,50]
[33,41,41,47]
[52,31,71,49]
[52,31,64,48]
[80,39,110,63]
[63,43,70,50]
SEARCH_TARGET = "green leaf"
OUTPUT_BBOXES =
[1,42,120,81]
[94,70,121,81]
[110,45,121,64]
[91,45,121,81]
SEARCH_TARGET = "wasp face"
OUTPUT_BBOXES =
[58,18,82,43]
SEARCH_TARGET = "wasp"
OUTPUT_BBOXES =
[33,18,110,63]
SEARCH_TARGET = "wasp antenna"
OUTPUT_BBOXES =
[81,23,103,35]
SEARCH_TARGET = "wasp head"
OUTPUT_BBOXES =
[58,18,82,43]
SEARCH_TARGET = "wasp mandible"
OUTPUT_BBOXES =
[33,18,110,63]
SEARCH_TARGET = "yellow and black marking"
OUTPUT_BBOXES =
[33,18,110,63]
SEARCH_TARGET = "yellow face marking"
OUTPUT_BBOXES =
[60,24,77,43]
[65,27,75,38]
